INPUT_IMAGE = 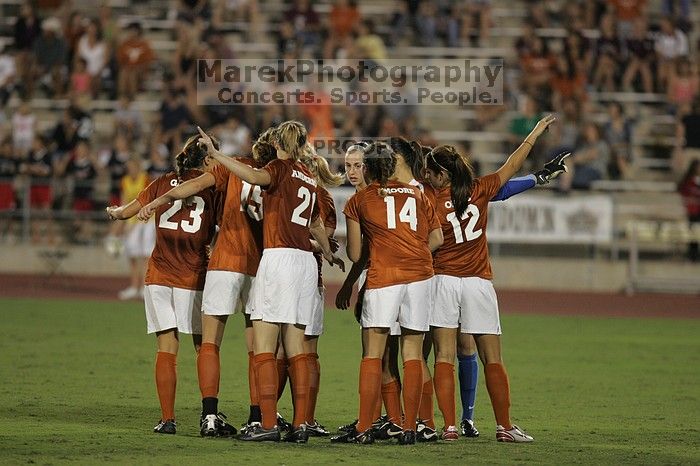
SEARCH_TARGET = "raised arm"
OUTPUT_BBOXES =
[136,172,215,221]
[496,114,556,187]
[198,126,272,186]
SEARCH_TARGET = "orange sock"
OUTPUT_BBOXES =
[277,357,288,401]
[305,353,320,424]
[248,351,259,406]
[155,351,177,421]
[372,388,382,421]
[402,360,423,431]
[197,343,219,399]
[418,378,435,429]
[254,353,278,429]
[357,357,382,432]
[382,380,402,424]
[434,362,456,428]
[288,354,310,428]
[485,362,512,430]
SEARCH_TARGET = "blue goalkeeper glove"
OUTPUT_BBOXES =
[534,151,571,185]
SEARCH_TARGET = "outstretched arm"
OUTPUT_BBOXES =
[496,114,556,187]
[136,172,215,221]
[198,126,272,186]
[490,175,537,201]
[106,199,142,221]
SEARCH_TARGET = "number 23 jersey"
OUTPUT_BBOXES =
[425,173,501,280]
[137,170,218,290]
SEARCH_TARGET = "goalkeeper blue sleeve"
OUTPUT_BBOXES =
[490,175,536,201]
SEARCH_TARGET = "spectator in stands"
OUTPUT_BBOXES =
[158,87,193,150]
[117,22,155,98]
[62,140,98,242]
[64,11,86,66]
[70,58,91,97]
[622,18,654,93]
[11,100,36,157]
[19,135,53,211]
[593,14,622,91]
[324,0,361,59]
[355,19,387,62]
[214,116,251,156]
[550,56,587,111]
[51,105,91,156]
[675,100,700,175]
[32,17,67,97]
[114,96,144,141]
[388,0,410,46]
[178,0,212,22]
[662,0,691,33]
[667,58,699,116]
[277,20,299,55]
[102,134,131,206]
[0,44,16,106]
[287,0,322,48]
[0,136,17,213]
[76,19,109,97]
[98,4,118,48]
[415,2,438,47]
[509,95,542,148]
[603,102,634,179]
[173,19,201,89]
[520,36,555,98]
[204,29,234,60]
[655,17,689,90]
[678,159,700,261]
[609,0,646,40]
[13,1,41,96]
[563,29,593,76]
[527,2,550,28]
[548,97,581,160]
[146,142,173,180]
[466,0,492,45]
[561,122,611,190]
[514,23,537,60]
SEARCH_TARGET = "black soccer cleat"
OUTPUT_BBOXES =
[238,424,281,442]
[200,412,237,437]
[330,426,374,444]
[277,413,292,433]
[305,420,330,437]
[416,421,438,442]
[372,419,403,440]
[338,419,358,433]
[240,421,261,436]
[398,430,416,445]
[460,419,480,438]
[154,419,176,434]
[283,425,309,443]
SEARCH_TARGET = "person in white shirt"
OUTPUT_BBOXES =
[655,16,689,88]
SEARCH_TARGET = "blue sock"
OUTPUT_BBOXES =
[458,353,478,421]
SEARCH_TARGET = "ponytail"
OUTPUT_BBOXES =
[176,133,220,182]
[426,145,475,218]
[390,136,425,180]
[301,145,344,188]
[274,120,307,161]
[364,142,397,197]
[252,128,277,166]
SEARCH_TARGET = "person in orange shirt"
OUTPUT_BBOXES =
[423,114,556,443]
[337,142,443,444]
[106,135,219,435]
[138,129,276,437]
[197,121,344,443]
[116,22,155,98]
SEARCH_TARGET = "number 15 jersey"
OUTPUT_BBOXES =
[425,173,502,280]
[137,170,218,290]
[344,180,440,289]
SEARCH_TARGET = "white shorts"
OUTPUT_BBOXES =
[432,275,501,335]
[305,286,325,336]
[144,284,202,334]
[357,270,400,335]
[362,277,433,332]
[249,248,318,326]
[202,270,253,316]
[124,221,155,258]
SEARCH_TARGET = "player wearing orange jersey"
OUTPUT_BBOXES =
[423,115,556,443]
[335,142,443,445]
[106,136,218,435]
[137,131,279,437]
[197,121,344,443]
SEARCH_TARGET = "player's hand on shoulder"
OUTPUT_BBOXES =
[534,151,571,185]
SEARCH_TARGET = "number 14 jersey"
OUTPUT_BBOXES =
[137,170,218,290]
[425,173,501,280]
[344,180,440,289]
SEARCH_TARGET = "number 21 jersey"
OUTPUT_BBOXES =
[426,173,501,280]
[137,170,218,290]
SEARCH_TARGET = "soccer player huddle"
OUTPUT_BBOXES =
[107,114,567,445]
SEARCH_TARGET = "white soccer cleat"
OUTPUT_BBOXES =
[496,424,534,443]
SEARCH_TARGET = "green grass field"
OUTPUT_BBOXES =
[1,297,699,465]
